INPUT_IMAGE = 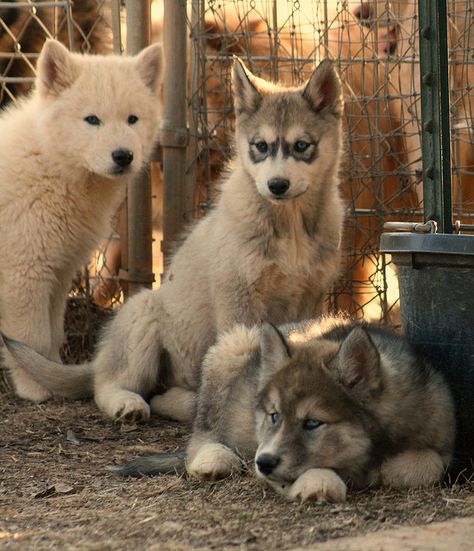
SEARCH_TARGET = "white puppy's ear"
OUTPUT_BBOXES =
[302,59,343,116]
[37,39,81,98]
[258,323,291,390]
[134,43,163,92]
[233,57,262,115]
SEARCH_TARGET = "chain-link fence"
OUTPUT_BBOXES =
[180,0,474,321]
[1,1,472,366]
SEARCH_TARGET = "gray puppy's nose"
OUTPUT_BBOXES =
[112,148,134,168]
[268,178,290,196]
[256,453,281,476]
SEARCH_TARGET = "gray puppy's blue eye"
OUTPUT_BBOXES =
[302,419,322,431]
[294,140,310,153]
[270,412,279,424]
[255,140,268,153]
[84,115,101,126]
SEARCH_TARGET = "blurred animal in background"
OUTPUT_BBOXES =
[355,0,474,222]
[0,39,163,401]
[4,58,346,424]
[112,316,455,503]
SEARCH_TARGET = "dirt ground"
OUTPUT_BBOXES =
[1,388,474,551]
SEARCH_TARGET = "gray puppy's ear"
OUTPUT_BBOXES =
[258,323,291,390]
[134,42,163,92]
[302,59,343,116]
[233,57,262,115]
[330,327,383,395]
[37,39,81,98]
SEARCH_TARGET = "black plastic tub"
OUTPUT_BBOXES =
[380,232,474,475]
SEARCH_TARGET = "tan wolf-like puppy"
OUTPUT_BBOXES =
[0,39,163,401]
[113,317,455,503]
[3,58,345,422]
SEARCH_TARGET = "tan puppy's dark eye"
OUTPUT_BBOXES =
[128,115,139,125]
[84,114,101,126]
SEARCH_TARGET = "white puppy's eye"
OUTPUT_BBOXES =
[270,411,279,424]
[302,418,322,431]
[128,115,139,125]
[84,115,101,126]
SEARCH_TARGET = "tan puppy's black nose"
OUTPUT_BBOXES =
[112,148,134,168]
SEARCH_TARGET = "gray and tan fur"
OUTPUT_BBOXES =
[0,39,163,402]
[4,58,345,422]
[115,317,455,503]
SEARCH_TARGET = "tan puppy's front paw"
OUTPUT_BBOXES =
[187,443,243,481]
[288,468,347,502]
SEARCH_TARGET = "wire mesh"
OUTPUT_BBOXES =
[184,0,474,321]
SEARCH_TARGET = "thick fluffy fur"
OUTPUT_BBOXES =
[114,317,455,503]
[0,39,163,401]
[5,59,345,420]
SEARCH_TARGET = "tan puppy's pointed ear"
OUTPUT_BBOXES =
[233,56,262,115]
[37,39,81,98]
[302,59,343,116]
[135,43,163,92]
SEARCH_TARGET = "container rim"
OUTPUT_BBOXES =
[380,232,474,256]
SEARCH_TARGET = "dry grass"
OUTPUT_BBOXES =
[1,390,474,551]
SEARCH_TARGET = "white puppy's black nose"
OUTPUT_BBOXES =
[112,148,134,168]
[268,178,290,196]
[256,453,280,476]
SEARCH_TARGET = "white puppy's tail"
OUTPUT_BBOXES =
[1,334,93,399]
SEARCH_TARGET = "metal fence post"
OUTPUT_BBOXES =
[418,0,453,233]
[124,0,154,294]
[161,0,192,270]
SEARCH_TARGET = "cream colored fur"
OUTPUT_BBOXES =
[6,59,344,422]
[0,39,162,401]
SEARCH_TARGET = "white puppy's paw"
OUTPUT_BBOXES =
[288,468,347,503]
[12,369,52,402]
[187,443,243,481]
[96,389,150,422]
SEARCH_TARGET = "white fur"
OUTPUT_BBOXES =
[0,39,162,400]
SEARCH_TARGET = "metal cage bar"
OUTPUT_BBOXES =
[124,0,154,294]
[419,0,453,233]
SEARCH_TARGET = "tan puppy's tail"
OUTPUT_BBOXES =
[108,452,187,477]
[1,334,93,399]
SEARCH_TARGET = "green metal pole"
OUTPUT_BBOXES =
[418,0,453,233]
